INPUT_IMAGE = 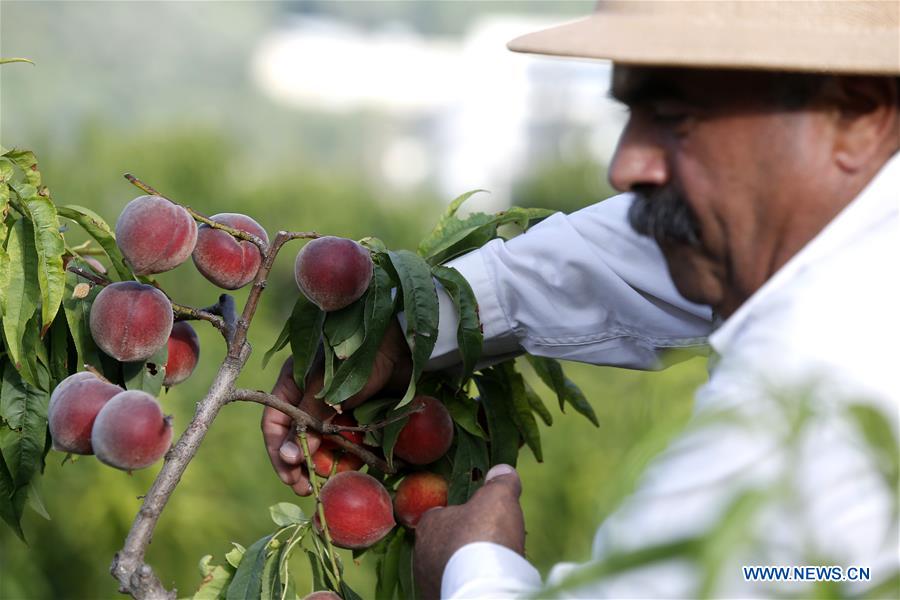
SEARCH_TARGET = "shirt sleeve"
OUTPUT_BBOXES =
[427,193,713,371]
[442,542,543,599]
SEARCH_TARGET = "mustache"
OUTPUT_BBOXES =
[627,186,702,247]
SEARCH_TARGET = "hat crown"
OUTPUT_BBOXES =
[600,0,898,31]
[509,1,900,75]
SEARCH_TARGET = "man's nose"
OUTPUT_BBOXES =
[608,119,668,192]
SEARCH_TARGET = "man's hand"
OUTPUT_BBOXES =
[261,319,411,496]
[414,464,526,599]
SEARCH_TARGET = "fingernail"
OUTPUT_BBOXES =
[485,464,516,481]
[280,441,300,461]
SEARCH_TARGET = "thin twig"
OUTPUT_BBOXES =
[123,173,269,254]
[66,265,231,339]
[228,388,400,474]
[298,430,343,588]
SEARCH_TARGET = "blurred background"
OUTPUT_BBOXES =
[0,2,706,598]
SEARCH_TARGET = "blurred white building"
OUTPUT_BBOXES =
[252,15,625,209]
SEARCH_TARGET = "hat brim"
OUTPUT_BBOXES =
[508,12,900,76]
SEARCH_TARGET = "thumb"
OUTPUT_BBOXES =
[483,463,522,499]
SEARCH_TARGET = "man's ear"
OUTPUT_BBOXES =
[828,76,900,172]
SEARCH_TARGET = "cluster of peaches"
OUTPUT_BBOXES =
[47,194,454,546]
[48,195,273,470]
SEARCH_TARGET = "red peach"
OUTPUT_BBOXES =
[312,441,365,478]
[294,237,373,312]
[393,471,449,528]
[191,213,269,290]
[89,281,173,362]
[163,321,200,387]
[91,390,173,471]
[115,195,197,275]
[393,396,454,465]
[314,471,395,549]
[48,372,124,455]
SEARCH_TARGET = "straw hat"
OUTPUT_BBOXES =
[508,1,900,75]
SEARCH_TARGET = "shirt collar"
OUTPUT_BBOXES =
[709,151,900,356]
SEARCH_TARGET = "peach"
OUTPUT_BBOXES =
[89,281,173,362]
[115,195,197,275]
[393,396,454,465]
[163,321,200,387]
[48,372,124,455]
[312,441,365,478]
[91,390,173,471]
[294,237,373,312]
[314,471,395,549]
[191,213,269,290]
[393,471,449,528]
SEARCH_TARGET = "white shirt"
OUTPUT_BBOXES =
[437,153,900,598]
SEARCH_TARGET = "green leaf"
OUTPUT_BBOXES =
[340,581,365,600]
[396,529,415,600]
[0,160,13,183]
[332,328,364,360]
[475,369,521,467]
[287,294,325,392]
[353,397,398,425]
[847,403,899,493]
[697,489,768,598]
[269,503,307,527]
[445,394,487,440]
[417,189,488,257]
[0,363,49,488]
[381,410,409,470]
[0,185,10,316]
[48,313,69,385]
[6,150,40,187]
[431,265,483,387]
[226,534,272,600]
[261,317,291,370]
[495,206,555,230]
[375,528,404,600]
[19,313,50,391]
[527,355,598,426]
[500,363,543,462]
[0,450,27,541]
[14,186,65,332]
[323,298,366,348]
[193,556,235,600]
[2,218,40,384]
[305,550,327,592]
[56,205,132,281]
[225,543,246,569]
[26,476,50,520]
[419,212,497,266]
[320,266,395,405]
[62,270,103,371]
[388,250,439,407]
[260,540,281,600]
[524,381,553,427]
[448,428,490,505]
[123,343,168,396]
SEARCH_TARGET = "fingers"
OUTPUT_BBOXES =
[482,463,522,499]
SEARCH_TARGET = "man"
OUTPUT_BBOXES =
[263,1,899,597]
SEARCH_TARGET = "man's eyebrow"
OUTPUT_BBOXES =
[609,81,688,106]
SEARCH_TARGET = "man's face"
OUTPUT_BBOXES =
[609,66,834,317]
